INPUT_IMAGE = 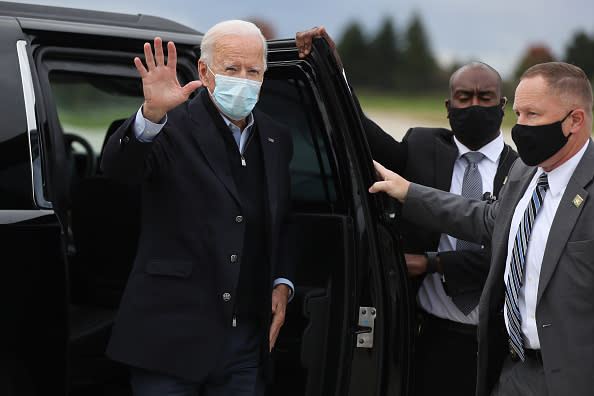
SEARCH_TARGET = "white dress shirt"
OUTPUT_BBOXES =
[503,140,588,349]
[417,132,504,325]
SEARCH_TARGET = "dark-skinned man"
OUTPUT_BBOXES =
[296,27,517,396]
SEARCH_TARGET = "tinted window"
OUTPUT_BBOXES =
[50,72,143,154]
[0,41,34,209]
[0,131,33,208]
[259,67,339,211]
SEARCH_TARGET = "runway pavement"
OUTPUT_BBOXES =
[363,109,517,148]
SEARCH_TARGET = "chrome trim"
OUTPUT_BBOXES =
[0,209,55,225]
[16,40,52,208]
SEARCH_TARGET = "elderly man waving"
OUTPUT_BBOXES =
[102,20,294,396]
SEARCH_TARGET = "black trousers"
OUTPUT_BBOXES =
[414,311,478,396]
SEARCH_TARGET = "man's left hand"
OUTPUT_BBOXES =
[269,284,290,352]
[295,26,342,69]
[405,253,428,276]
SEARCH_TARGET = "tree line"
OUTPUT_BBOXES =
[336,14,594,94]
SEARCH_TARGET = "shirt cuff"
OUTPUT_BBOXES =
[134,106,167,142]
[273,278,295,303]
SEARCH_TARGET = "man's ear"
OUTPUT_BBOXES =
[568,108,585,132]
[501,96,508,112]
[198,60,210,88]
[445,99,451,115]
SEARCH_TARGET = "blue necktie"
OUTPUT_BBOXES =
[505,172,549,361]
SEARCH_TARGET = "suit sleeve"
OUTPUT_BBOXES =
[438,247,490,297]
[101,113,170,184]
[351,89,407,173]
[403,183,498,246]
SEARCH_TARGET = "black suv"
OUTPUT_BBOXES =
[0,2,413,395]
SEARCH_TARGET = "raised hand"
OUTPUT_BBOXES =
[134,37,202,123]
[368,160,410,202]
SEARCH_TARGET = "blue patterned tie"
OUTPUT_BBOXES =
[505,172,549,361]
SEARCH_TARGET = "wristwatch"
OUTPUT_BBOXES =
[425,251,439,273]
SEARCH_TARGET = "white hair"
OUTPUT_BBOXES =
[199,20,267,70]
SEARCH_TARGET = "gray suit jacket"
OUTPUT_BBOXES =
[402,139,594,396]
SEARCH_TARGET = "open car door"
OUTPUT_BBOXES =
[259,36,414,396]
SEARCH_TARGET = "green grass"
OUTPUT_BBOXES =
[57,102,142,132]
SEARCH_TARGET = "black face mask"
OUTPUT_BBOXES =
[448,104,504,149]
[511,110,573,166]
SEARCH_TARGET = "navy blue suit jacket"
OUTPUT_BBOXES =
[102,88,293,381]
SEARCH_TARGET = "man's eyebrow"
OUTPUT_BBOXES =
[453,89,474,96]
[453,89,496,96]
[221,62,264,71]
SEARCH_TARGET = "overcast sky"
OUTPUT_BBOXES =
[6,0,594,80]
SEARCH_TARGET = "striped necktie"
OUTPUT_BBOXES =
[505,172,549,361]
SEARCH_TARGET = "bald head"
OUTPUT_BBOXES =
[449,62,503,99]
[446,61,505,114]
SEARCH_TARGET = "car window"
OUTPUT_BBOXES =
[0,41,35,209]
[259,67,340,211]
[49,72,143,154]
[40,52,340,213]
[0,130,33,209]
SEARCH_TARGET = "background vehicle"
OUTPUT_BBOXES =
[0,2,413,395]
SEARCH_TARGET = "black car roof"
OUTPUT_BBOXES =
[0,1,203,43]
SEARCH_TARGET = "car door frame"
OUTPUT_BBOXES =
[266,37,414,396]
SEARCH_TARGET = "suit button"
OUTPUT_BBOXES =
[222,292,231,302]
[120,135,130,144]
[230,254,238,263]
[235,216,243,223]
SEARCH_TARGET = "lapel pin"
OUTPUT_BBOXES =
[572,194,584,208]
[267,137,275,143]
[502,176,508,185]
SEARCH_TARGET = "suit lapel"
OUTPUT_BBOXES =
[254,109,281,226]
[485,162,537,310]
[188,91,240,204]
[537,140,594,304]
[494,145,518,197]
[434,132,457,191]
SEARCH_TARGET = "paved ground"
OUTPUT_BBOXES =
[363,108,517,148]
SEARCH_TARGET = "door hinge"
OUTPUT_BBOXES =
[356,306,376,348]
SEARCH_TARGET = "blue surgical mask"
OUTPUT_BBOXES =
[207,65,262,120]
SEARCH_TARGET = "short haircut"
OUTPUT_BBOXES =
[199,20,267,70]
[521,62,593,116]
[449,61,503,98]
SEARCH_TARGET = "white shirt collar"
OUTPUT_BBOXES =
[538,139,590,197]
[453,131,505,164]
